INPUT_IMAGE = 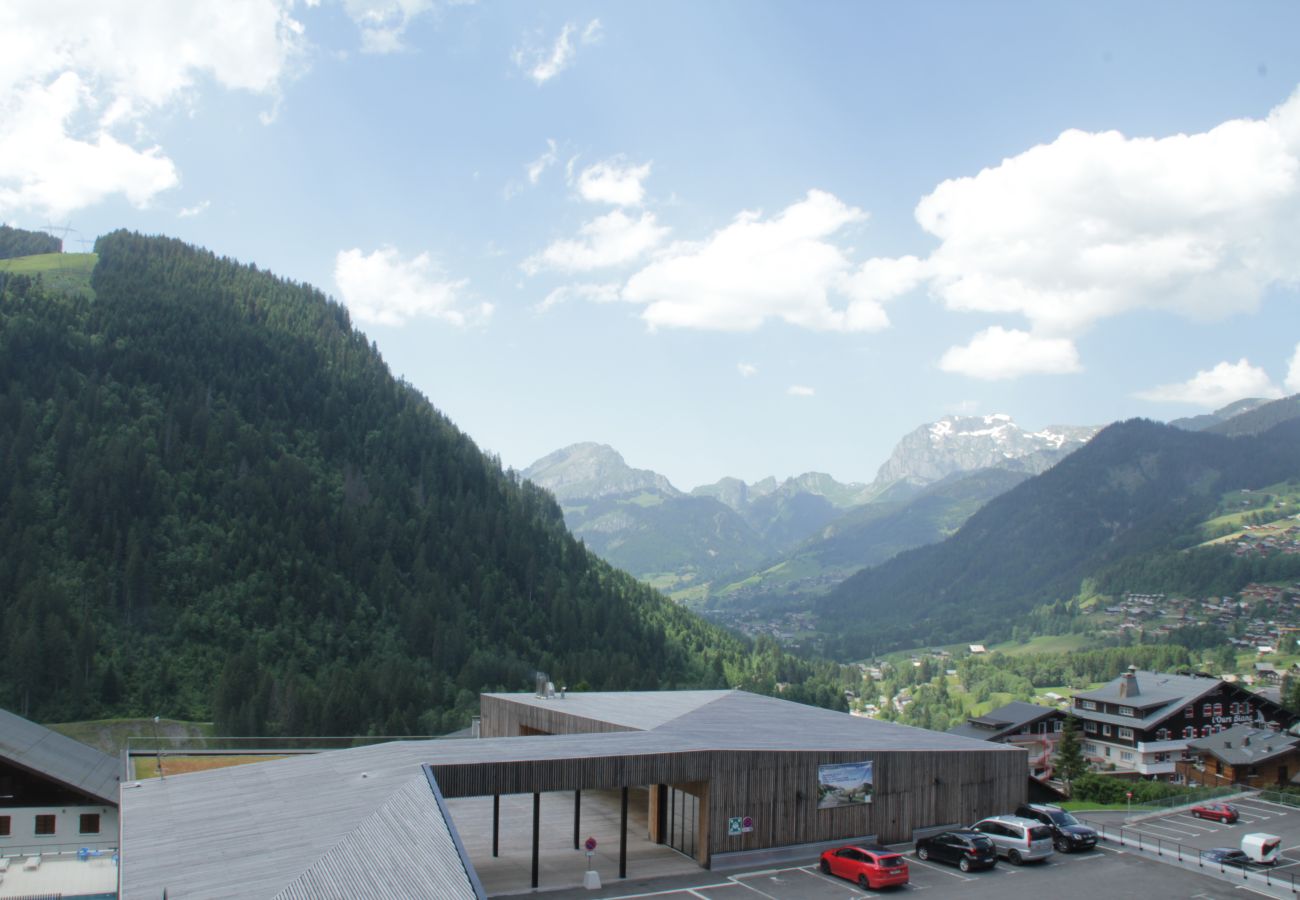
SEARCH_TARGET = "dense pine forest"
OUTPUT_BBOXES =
[0,230,849,735]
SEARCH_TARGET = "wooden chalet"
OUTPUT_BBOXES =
[1175,724,1300,788]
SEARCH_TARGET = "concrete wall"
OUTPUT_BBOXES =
[0,804,119,856]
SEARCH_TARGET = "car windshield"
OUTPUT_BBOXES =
[1048,810,1079,826]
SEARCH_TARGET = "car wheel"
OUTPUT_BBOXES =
[958,857,971,872]
[1008,850,1023,866]
[1193,810,1201,819]
[858,874,870,890]
[917,846,929,861]
[820,859,830,875]
[1055,838,1068,853]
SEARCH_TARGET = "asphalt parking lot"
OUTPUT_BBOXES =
[1082,794,1300,874]
[540,839,1250,899]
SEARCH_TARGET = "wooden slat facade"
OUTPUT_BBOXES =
[443,692,1027,865]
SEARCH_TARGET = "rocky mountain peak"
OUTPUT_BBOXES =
[522,442,680,502]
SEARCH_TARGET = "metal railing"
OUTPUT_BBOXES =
[1080,815,1296,897]
[0,841,119,860]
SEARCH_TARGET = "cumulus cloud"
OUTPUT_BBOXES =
[1287,343,1300,394]
[535,281,620,313]
[0,0,305,219]
[912,86,1300,377]
[623,190,905,332]
[1136,359,1284,407]
[737,362,758,378]
[786,385,815,397]
[342,0,434,53]
[514,19,602,85]
[523,210,668,274]
[938,327,1082,380]
[334,246,487,327]
[575,158,651,206]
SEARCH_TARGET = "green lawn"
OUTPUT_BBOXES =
[988,633,1092,656]
[0,252,97,297]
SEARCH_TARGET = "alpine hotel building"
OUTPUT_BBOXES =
[1071,667,1298,780]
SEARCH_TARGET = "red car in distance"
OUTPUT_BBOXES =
[819,844,910,890]
[1191,802,1240,824]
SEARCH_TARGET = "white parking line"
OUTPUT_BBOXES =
[1238,797,1299,811]
[905,856,972,881]
[1139,822,1205,838]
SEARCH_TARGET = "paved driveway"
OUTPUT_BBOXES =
[1080,794,1300,873]
[536,839,1247,899]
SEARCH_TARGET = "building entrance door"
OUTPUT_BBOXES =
[667,785,699,859]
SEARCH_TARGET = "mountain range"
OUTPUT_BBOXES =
[818,400,1300,658]
[525,414,1104,608]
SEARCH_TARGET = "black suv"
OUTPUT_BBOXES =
[1014,803,1098,853]
[914,829,998,872]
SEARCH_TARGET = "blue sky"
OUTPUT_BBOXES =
[3,1,1299,489]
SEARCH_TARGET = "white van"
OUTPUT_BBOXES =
[1242,833,1282,865]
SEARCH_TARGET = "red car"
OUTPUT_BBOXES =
[1191,802,1240,824]
[819,844,910,889]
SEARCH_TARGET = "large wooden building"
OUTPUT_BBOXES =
[1070,668,1297,780]
[119,689,1025,898]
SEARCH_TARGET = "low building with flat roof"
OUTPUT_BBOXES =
[119,689,1025,898]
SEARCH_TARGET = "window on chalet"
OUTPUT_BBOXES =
[35,814,55,835]
[1121,751,1134,761]
[1084,722,1097,733]
[1230,702,1239,715]
[1081,700,1097,711]
[1118,706,1135,717]
[1154,752,1170,763]
[1203,703,1213,717]
[1202,726,1213,737]
[1083,742,1097,754]
[1102,724,1112,736]
[79,814,100,835]
[1053,720,1063,732]
[1184,726,1195,738]
[0,815,10,836]
[1157,728,1170,741]
[1214,703,1223,717]
[1119,727,1134,740]
[1185,705,1193,717]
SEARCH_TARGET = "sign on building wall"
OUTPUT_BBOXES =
[727,816,754,836]
[817,761,874,809]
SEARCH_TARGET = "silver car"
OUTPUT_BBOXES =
[970,815,1055,865]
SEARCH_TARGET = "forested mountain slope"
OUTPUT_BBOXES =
[818,418,1300,657]
[0,231,844,735]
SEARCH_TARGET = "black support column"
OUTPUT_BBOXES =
[492,794,500,857]
[619,786,629,879]
[532,792,541,889]
[573,789,581,850]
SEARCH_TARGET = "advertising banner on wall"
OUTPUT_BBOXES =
[817,761,874,809]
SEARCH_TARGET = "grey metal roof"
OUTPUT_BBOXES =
[1186,725,1300,767]
[947,702,1061,741]
[119,690,1018,898]
[1074,671,1219,711]
[481,689,729,732]
[0,707,119,805]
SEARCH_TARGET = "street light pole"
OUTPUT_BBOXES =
[151,715,165,779]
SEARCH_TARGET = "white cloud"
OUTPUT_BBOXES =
[623,190,900,332]
[535,282,621,313]
[1287,343,1300,394]
[1136,358,1284,407]
[938,327,1082,380]
[523,210,668,274]
[178,200,210,218]
[513,19,601,85]
[575,158,651,206]
[0,0,305,219]
[342,0,434,53]
[904,86,1300,377]
[334,246,486,327]
[786,385,815,397]
[526,139,558,185]
[737,362,758,378]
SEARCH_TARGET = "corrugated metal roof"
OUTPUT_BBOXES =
[947,701,1060,741]
[0,707,119,805]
